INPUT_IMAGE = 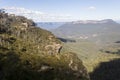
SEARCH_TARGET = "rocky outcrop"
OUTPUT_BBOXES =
[45,43,62,55]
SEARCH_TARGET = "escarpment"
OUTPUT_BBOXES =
[0,10,90,80]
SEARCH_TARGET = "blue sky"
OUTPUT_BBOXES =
[0,0,120,22]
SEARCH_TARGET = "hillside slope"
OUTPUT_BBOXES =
[0,10,89,80]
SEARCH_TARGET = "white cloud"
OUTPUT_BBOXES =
[4,7,44,15]
[3,7,72,22]
[88,6,96,10]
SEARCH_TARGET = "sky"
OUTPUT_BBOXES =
[0,0,120,22]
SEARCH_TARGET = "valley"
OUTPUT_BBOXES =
[37,19,120,73]
[62,40,120,72]
[48,20,120,78]
[1,0,120,80]
[1,7,120,80]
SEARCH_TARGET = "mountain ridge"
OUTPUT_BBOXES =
[71,19,116,24]
[51,19,120,44]
[0,9,89,80]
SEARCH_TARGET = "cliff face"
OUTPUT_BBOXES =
[0,11,89,80]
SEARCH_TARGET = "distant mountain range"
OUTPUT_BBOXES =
[71,19,116,24]
[51,19,120,44]
[36,22,65,30]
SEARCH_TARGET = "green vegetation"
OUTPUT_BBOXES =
[51,19,120,79]
[0,10,89,80]
[61,40,120,73]
[51,19,120,80]
[60,38,120,80]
